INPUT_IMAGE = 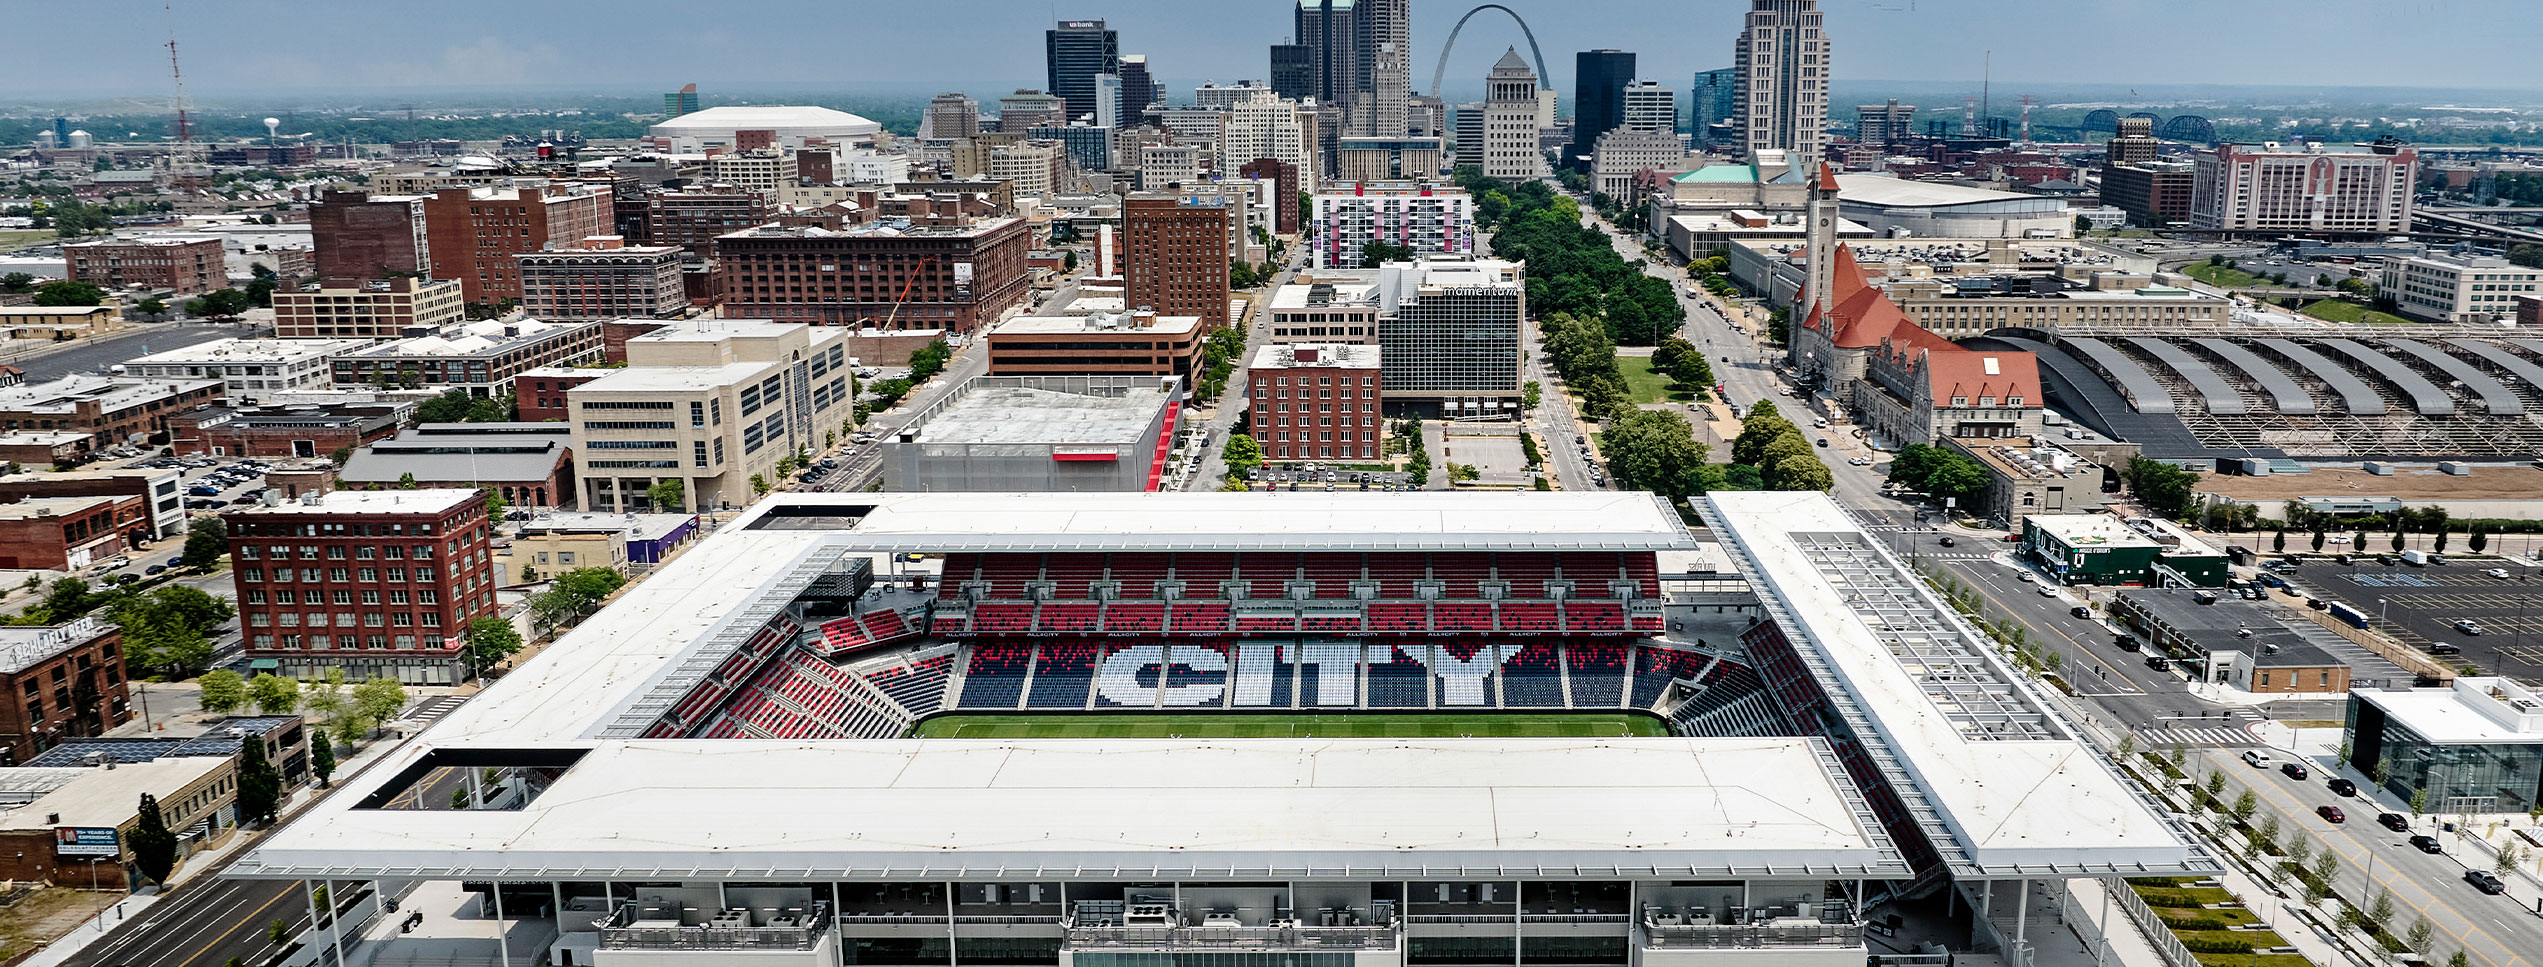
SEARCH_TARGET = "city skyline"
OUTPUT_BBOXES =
[6,0,2542,104]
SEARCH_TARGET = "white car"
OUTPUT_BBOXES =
[2487,568,2512,579]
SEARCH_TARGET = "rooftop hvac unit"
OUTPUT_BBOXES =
[2439,461,2472,476]
[2363,462,2396,476]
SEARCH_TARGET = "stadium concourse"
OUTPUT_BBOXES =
[230,492,2212,967]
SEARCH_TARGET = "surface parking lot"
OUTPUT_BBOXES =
[2284,562,2543,680]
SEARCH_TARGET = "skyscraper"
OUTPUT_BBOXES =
[1856,99,1915,146]
[1621,81,1676,133]
[1117,54,1159,119]
[664,83,699,119]
[1733,0,1831,160]
[1354,0,1411,139]
[1269,43,1312,100]
[1125,194,1233,333]
[1690,68,1738,144]
[1567,50,1636,166]
[1093,74,1124,129]
[926,92,981,140]
[1482,48,1547,180]
[1294,0,1362,111]
[1046,19,1121,122]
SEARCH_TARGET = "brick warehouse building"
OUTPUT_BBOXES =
[308,190,431,282]
[226,489,499,685]
[515,237,688,320]
[0,618,131,766]
[0,495,147,571]
[61,236,225,297]
[714,216,1031,333]
[0,375,226,446]
[170,402,410,460]
[422,184,614,306]
[1124,193,1232,332]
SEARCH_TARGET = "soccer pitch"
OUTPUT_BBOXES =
[909,712,1670,739]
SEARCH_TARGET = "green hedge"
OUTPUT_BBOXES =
[2182,937,2256,955]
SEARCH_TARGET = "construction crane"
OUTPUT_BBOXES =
[165,5,198,195]
[858,257,942,331]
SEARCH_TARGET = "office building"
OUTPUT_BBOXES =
[270,277,466,340]
[1134,142,1202,191]
[2191,140,2417,234]
[1092,74,1124,130]
[308,190,430,283]
[2100,161,2194,228]
[883,374,1184,492]
[2020,514,2225,589]
[1481,49,1548,180]
[1335,136,1445,182]
[1592,129,1692,205]
[1118,55,1159,117]
[714,215,1031,333]
[2380,251,2543,324]
[1569,50,1637,165]
[330,319,605,398]
[119,338,370,404]
[61,236,223,296]
[1195,82,1277,112]
[1622,81,1676,134]
[170,402,410,460]
[1376,256,1525,416]
[2106,116,2160,166]
[338,423,577,509]
[646,105,881,153]
[1856,99,1914,146]
[421,183,614,306]
[502,512,698,584]
[1125,194,1233,332]
[515,367,606,422]
[1046,20,1121,122]
[986,309,1208,378]
[1311,183,1475,269]
[566,320,855,513]
[1294,0,1363,118]
[995,90,1070,132]
[1269,43,1311,101]
[1733,0,1832,160]
[227,489,498,684]
[1267,271,1382,344]
[2345,678,2543,815]
[623,185,771,255]
[925,93,981,141]
[0,467,185,541]
[0,375,224,448]
[1248,343,1382,462]
[703,150,798,199]
[515,237,688,321]
[1240,157,1304,234]
[1354,0,1412,139]
[0,619,131,766]
[1690,67,1738,144]
[1027,124,1116,172]
[964,139,1064,198]
[1220,98,1319,194]
[664,83,699,119]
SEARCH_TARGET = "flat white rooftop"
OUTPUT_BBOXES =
[235,736,1904,881]
[2025,513,2159,548]
[122,337,370,365]
[233,488,479,516]
[739,491,1697,552]
[1704,491,2211,876]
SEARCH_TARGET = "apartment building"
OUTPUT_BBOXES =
[226,489,498,684]
[0,375,225,446]
[714,216,1031,333]
[0,467,185,540]
[1124,194,1232,331]
[1310,183,1475,270]
[330,319,604,398]
[2191,140,2417,234]
[270,277,467,340]
[1375,256,1526,417]
[422,183,614,305]
[61,236,224,296]
[566,320,854,513]
[307,190,430,283]
[618,185,772,255]
[0,496,145,571]
[705,150,798,199]
[515,236,688,320]
[0,619,131,766]
[2101,162,2195,228]
[986,310,1208,378]
[1247,343,1383,462]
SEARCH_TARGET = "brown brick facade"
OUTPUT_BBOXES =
[1125,195,1231,332]
[227,491,499,684]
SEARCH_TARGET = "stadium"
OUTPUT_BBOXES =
[234,492,2212,967]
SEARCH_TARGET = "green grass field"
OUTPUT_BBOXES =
[910,712,1669,739]
[2183,263,2267,288]
[2298,299,2416,326]
[1615,355,1698,404]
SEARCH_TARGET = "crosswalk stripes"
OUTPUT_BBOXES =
[2138,726,2257,748]
[402,694,467,726]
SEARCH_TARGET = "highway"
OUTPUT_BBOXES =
[64,876,316,967]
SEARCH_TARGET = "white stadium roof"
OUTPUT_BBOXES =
[745,491,1699,552]
[648,105,882,140]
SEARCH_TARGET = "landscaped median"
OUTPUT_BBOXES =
[2126,878,2309,967]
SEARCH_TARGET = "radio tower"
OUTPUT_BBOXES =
[166,5,198,195]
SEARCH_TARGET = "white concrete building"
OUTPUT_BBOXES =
[1734,0,1832,160]
[1591,129,1691,205]
[1621,81,1676,133]
[704,151,797,199]
[2379,250,2541,324]
[1309,183,1475,269]
[1481,49,1547,180]
[647,105,883,152]
[566,319,854,513]
[2191,140,2417,234]
[1219,97,1318,194]
[118,338,370,404]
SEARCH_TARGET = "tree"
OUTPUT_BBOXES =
[310,733,337,788]
[130,793,178,883]
[249,673,300,715]
[243,276,277,308]
[352,676,406,725]
[2272,530,2286,553]
[2497,841,2524,877]
[2407,917,2435,952]
[2354,531,2369,554]
[1359,241,1414,268]
[31,280,106,307]
[481,487,508,523]
[1758,433,1814,474]
[2123,457,2199,520]
[2306,851,2339,903]
[750,474,771,497]
[2391,529,2407,553]
[1521,381,1541,412]
[195,288,252,318]
[1768,455,1834,492]
[39,577,96,622]
[2470,529,2489,553]
[1576,375,1629,422]
[197,669,247,714]
[908,339,954,381]
[2433,529,2449,553]
[1062,250,1079,273]
[464,617,524,677]
[1223,434,1263,477]
[0,272,33,293]
[236,735,282,825]
[2447,952,2470,967]
[2368,888,2396,932]
[330,712,369,748]
[646,478,685,511]
[2203,770,2228,802]
[2312,530,2327,553]
[135,297,167,318]
[303,671,344,724]
[415,389,481,424]
[553,567,627,610]
[1732,405,1796,466]
[181,515,229,570]
[1600,410,1708,499]
[2230,789,2258,823]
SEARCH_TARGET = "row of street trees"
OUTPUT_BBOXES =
[1457,169,1685,346]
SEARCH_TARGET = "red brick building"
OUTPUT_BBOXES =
[0,618,132,766]
[715,215,1030,333]
[1246,343,1383,462]
[307,190,430,283]
[422,184,614,306]
[61,236,225,296]
[1240,157,1302,234]
[0,376,226,446]
[625,186,771,255]
[227,489,499,685]
[515,367,606,422]
[169,402,408,460]
[0,495,145,570]
[1124,194,1231,332]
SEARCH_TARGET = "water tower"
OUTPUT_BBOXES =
[263,117,280,146]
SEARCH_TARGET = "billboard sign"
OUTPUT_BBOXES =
[54,826,118,858]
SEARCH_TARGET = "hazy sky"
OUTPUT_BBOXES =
[10,0,2538,105]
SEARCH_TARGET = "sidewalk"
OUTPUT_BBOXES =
[17,894,163,967]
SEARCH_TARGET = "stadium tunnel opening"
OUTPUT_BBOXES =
[745,501,881,530]
[353,747,587,811]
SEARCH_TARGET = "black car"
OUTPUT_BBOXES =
[143,564,167,575]
[2465,870,2506,895]
[1937,536,1956,547]
[2409,835,2443,854]
[2281,762,2309,780]
[2377,555,2398,566]
[2327,777,2356,797]
[2377,812,2411,832]
[2335,554,2354,565]
[2070,606,2093,620]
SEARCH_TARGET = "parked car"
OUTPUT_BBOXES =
[99,557,132,571]
[2070,606,2093,620]
[2465,870,2506,895]
[2315,805,2345,823]
[2409,835,2443,854]
[2453,619,2486,635]
[2036,585,2058,597]
[2428,642,2461,656]
[143,563,167,575]
[2327,777,2356,797]
[2377,812,2411,832]
[2487,568,2512,579]
[2281,762,2309,781]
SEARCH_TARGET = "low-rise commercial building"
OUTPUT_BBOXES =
[566,320,854,513]
[0,306,126,343]
[1248,343,1382,463]
[0,618,131,766]
[883,375,1183,492]
[0,755,233,885]
[515,237,688,321]
[1835,175,2073,239]
[169,402,411,460]
[514,366,606,423]
[0,495,144,570]
[2344,677,2543,815]
[2380,250,2542,325]
[2110,588,2352,695]
[0,433,91,467]
[227,489,498,684]
[1309,183,1474,270]
[0,467,185,540]
[1266,271,1381,344]
[985,309,1206,378]
[0,376,225,448]
[270,278,468,340]
[501,512,700,585]
[1943,436,2111,530]
[118,338,371,405]
[338,424,576,509]
[330,319,605,399]
[61,236,224,296]
[2020,513,2227,588]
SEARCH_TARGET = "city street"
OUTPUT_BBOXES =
[13,322,247,381]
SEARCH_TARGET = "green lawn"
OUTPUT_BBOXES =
[0,229,53,252]
[1615,355,1698,404]
[2298,299,2417,326]
[2183,263,2267,288]
[910,712,1670,739]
